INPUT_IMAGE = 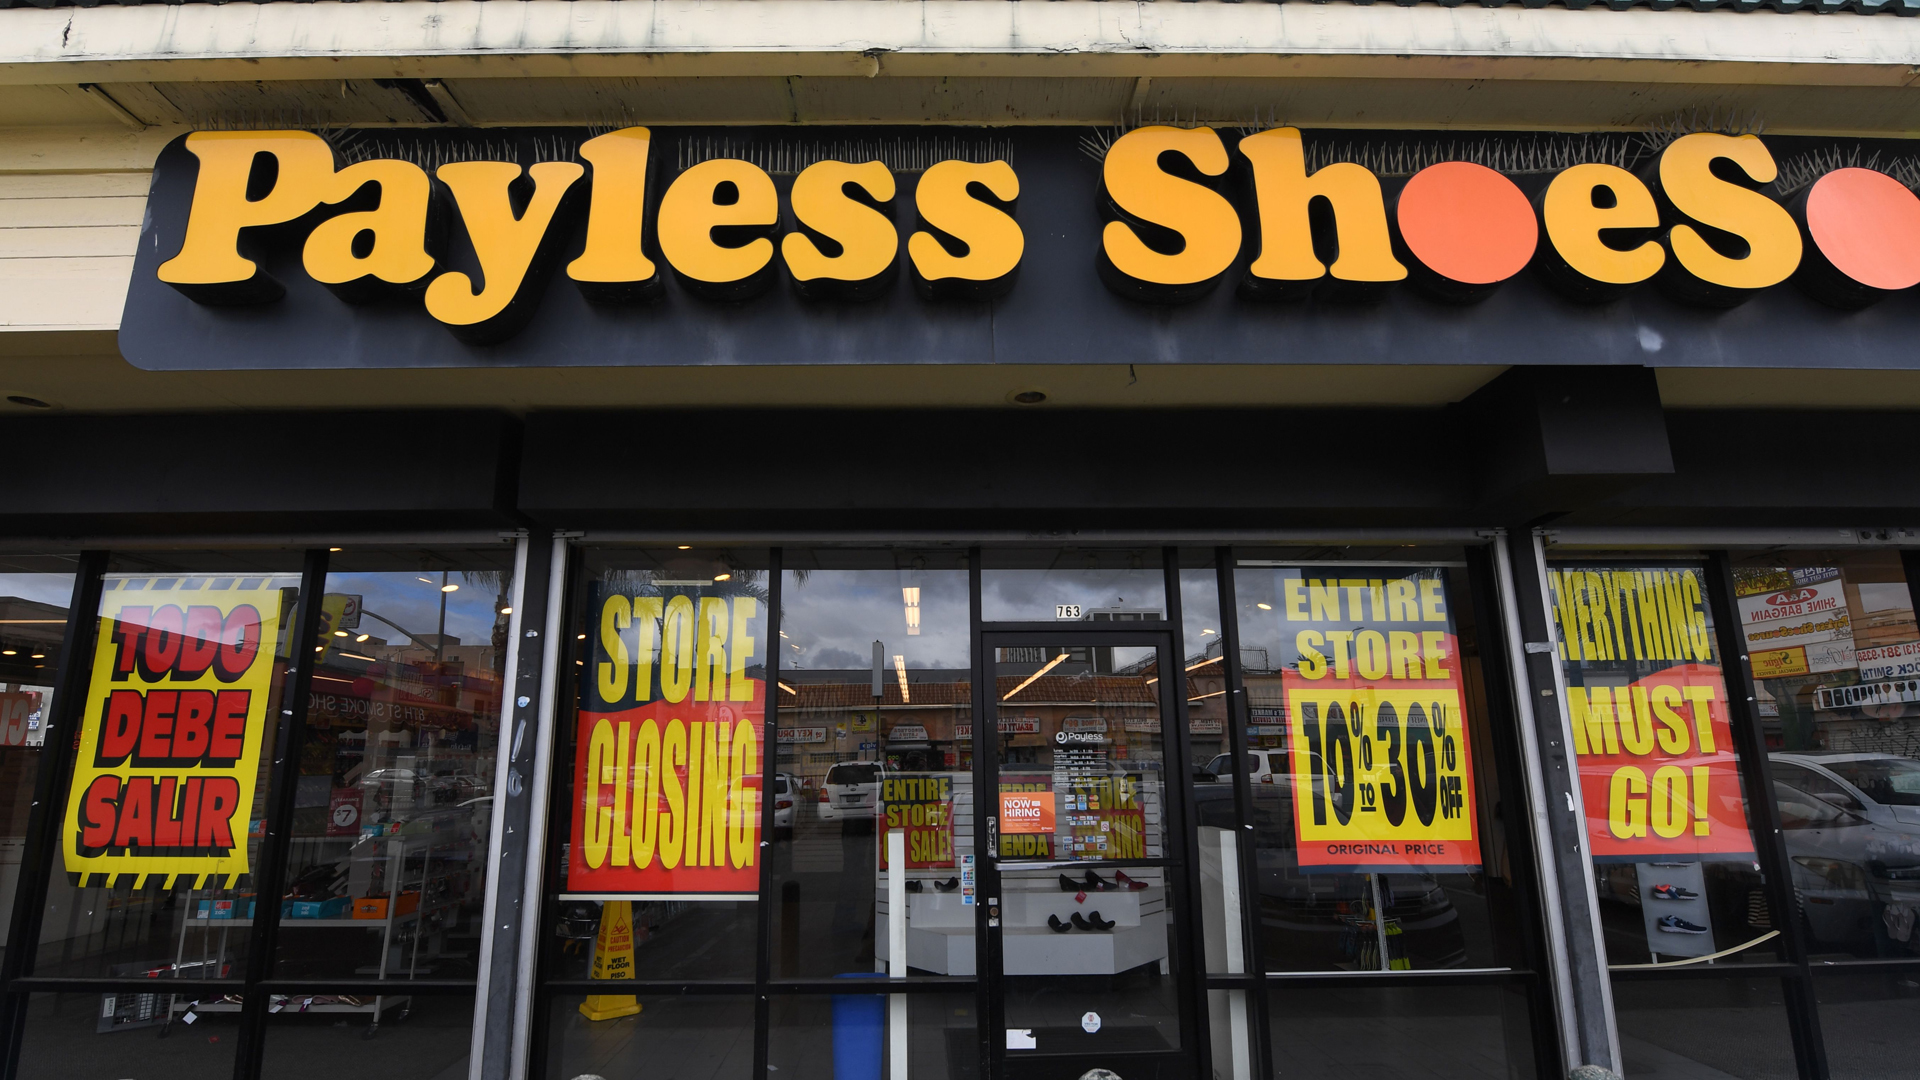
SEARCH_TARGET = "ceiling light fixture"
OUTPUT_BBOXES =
[499,606,512,615]
[894,654,909,703]
[713,572,732,582]
[1188,689,1227,703]
[333,630,348,637]
[441,583,459,593]
[902,586,921,636]
[1202,628,1217,635]
[1256,603,1272,611]
[1186,655,1222,672]
[779,681,798,696]
[0,650,14,657]
[355,634,370,643]
[329,547,343,552]
[1003,652,1070,701]
[678,545,692,550]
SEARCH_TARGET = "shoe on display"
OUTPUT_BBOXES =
[905,880,923,893]
[1083,870,1115,892]
[1087,912,1116,931]
[935,877,960,892]
[1048,914,1072,933]
[1071,912,1095,931]
[1657,915,1709,935]
[1060,874,1084,893]
[1651,884,1700,901]
[1114,871,1150,891]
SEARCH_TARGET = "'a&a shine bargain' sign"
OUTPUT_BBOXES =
[570,583,766,894]
[1548,568,1753,862]
[1276,569,1481,873]
[64,578,286,889]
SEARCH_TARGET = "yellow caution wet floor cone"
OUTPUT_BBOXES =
[579,900,643,1021]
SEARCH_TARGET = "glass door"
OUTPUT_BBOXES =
[980,631,1200,1080]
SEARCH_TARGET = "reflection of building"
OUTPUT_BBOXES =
[778,669,971,782]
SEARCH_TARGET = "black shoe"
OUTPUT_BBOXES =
[1060,874,1083,892]
[934,877,959,892]
[1048,914,1072,933]
[1083,871,1115,892]
[1071,912,1094,931]
[1087,911,1115,931]
[906,880,923,893]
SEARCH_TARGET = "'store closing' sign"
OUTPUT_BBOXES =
[570,583,766,895]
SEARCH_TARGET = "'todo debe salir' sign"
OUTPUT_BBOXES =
[64,577,288,889]
[1272,569,1482,873]
[571,582,767,895]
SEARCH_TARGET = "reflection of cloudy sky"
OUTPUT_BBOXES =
[329,571,503,647]
[781,570,969,670]
[1178,570,1224,662]
[980,568,1166,622]
[0,574,76,610]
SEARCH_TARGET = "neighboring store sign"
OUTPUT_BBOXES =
[122,127,1920,371]
[777,726,827,744]
[1271,569,1482,873]
[0,691,40,747]
[1735,568,1857,678]
[63,581,285,888]
[879,775,956,869]
[1548,567,1754,862]
[887,723,930,743]
[1189,717,1223,735]
[1857,640,1920,681]
[570,584,766,894]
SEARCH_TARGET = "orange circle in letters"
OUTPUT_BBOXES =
[1396,162,1537,285]
[1806,168,1920,292]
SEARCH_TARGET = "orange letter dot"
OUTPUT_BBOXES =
[1805,168,1920,293]
[1395,161,1536,300]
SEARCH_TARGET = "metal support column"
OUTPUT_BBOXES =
[1494,531,1620,1072]
[469,532,555,1080]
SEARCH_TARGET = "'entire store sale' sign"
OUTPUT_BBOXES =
[1547,568,1754,862]
[1272,568,1482,873]
[120,124,1920,370]
[63,579,286,889]
[570,583,766,895]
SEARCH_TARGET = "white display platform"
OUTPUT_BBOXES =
[876,879,1169,976]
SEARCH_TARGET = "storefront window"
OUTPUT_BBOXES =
[1546,563,1777,968]
[547,547,771,991]
[0,556,78,973]
[1729,550,1920,1077]
[1231,553,1530,974]
[770,550,973,980]
[273,547,513,984]
[546,994,755,1080]
[35,553,303,983]
[981,549,1165,624]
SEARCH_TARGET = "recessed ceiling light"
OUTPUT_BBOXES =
[5,395,52,409]
[441,583,459,593]
[713,573,732,582]
[1,650,14,656]
[333,630,348,637]
[1009,389,1047,405]
[499,606,512,615]
[329,547,342,552]
[355,634,369,642]
[1256,603,1272,610]
[677,545,692,550]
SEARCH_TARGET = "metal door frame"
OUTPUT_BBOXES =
[974,625,1209,1080]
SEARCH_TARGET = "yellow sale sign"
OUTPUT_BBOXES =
[1274,570,1482,873]
[64,578,285,889]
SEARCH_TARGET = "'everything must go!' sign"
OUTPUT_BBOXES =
[1548,568,1753,863]
[64,579,286,889]
[1271,569,1481,874]
[570,583,766,895]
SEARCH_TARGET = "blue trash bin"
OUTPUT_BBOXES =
[831,972,887,1080]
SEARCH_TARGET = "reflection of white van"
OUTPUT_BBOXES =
[817,762,886,823]
[1205,750,1282,784]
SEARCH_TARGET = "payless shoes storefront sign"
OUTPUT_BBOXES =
[121,125,1920,370]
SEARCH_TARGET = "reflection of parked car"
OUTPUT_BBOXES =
[1772,777,1920,951]
[773,773,798,838]
[1773,752,1920,833]
[818,762,886,825]
[1206,750,1284,785]
[1191,782,1468,970]
[360,768,426,806]
[430,771,489,804]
